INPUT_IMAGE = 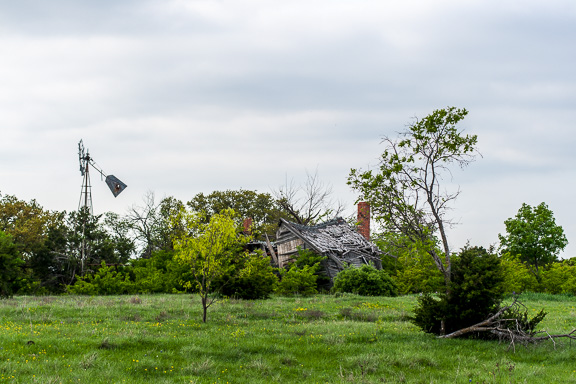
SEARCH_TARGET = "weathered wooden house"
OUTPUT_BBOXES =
[275,203,382,283]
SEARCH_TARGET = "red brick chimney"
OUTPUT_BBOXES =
[357,202,370,241]
[242,218,253,235]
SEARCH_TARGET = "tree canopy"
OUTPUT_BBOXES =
[0,193,59,257]
[187,189,283,240]
[499,202,568,278]
[0,231,25,298]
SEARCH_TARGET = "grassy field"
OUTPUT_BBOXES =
[0,293,575,383]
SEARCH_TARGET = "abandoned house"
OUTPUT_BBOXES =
[274,202,382,283]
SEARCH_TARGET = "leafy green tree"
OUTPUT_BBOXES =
[499,202,567,280]
[348,107,477,289]
[173,208,248,322]
[29,212,72,291]
[101,212,136,264]
[0,193,70,293]
[374,233,444,294]
[499,252,539,294]
[540,261,576,294]
[0,193,58,258]
[0,231,25,298]
[187,189,283,240]
[65,208,136,276]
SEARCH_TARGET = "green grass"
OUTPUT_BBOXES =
[0,293,575,383]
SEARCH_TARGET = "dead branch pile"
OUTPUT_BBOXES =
[440,297,576,351]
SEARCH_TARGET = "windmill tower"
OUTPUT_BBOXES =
[78,140,94,214]
[77,139,127,274]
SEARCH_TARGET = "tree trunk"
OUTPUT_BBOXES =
[202,296,207,323]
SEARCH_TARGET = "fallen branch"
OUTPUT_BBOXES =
[440,298,518,339]
[439,297,576,349]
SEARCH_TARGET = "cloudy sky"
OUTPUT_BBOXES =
[1,0,575,257]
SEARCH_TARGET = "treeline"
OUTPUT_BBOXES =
[377,234,576,296]
[374,200,574,296]
[0,187,340,297]
[1,190,574,299]
[0,191,270,296]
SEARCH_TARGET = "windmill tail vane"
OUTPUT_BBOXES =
[105,175,128,197]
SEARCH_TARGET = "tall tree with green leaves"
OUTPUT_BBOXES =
[187,190,283,240]
[348,107,478,289]
[0,231,25,298]
[173,208,247,323]
[499,202,567,280]
[0,193,58,258]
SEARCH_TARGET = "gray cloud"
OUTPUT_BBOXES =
[1,0,575,256]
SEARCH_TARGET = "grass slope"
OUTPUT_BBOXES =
[0,293,575,383]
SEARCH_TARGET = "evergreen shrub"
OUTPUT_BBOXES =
[412,246,505,336]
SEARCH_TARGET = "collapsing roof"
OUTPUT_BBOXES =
[275,217,382,283]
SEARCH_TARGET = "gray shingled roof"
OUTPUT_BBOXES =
[279,217,381,257]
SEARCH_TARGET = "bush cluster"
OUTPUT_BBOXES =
[68,249,280,298]
[332,265,397,297]
[276,265,318,296]
[218,251,278,299]
[276,247,327,296]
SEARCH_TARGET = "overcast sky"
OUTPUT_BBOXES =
[1,0,575,257]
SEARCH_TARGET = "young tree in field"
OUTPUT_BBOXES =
[173,208,246,323]
[499,202,567,280]
[348,107,478,289]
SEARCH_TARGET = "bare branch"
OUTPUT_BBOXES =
[273,170,344,225]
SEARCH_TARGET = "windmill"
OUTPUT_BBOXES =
[77,139,127,274]
[78,139,127,213]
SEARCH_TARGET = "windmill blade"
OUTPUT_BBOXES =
[105,175,127,197]
[78,140,86,176]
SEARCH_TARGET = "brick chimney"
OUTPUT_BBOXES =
[242,218,253,235]
[357,202,370,241]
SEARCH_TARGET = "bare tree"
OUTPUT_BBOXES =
[127,191,158,258]
[273,170,344,225]
[127,191,183,257]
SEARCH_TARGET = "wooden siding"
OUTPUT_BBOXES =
[276,238,304,268]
